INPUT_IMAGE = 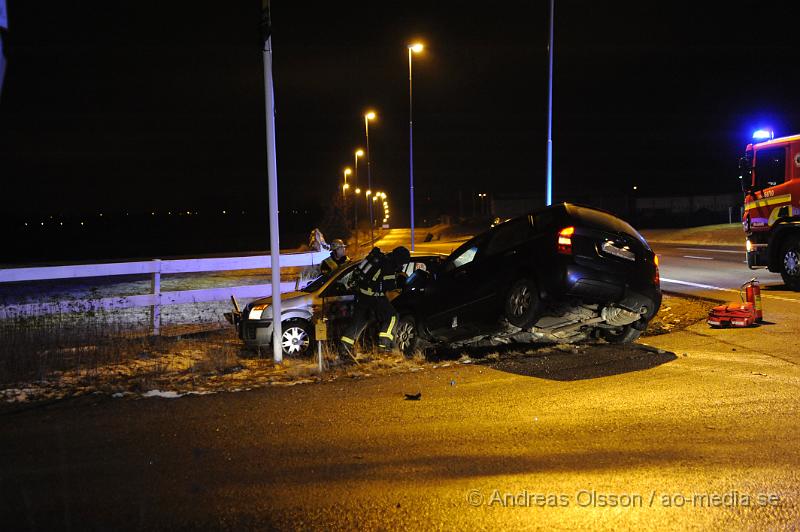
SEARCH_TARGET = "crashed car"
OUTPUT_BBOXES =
[230,254,444,356]
[391,203,662,354]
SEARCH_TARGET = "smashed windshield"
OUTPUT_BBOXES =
[301,263,354,293]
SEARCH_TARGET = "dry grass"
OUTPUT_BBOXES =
[0,312,156,384]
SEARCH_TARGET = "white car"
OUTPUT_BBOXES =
[228,255,444,356]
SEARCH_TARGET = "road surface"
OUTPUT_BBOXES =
[2,228,799,529]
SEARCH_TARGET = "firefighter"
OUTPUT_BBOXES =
[320,239,349,275]
[340,246,411,358]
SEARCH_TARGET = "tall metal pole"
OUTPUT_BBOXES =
[545,0,555,206]
[408,47,416,252]
[353,152,360,234]
[365,116,374,244]
[262,0,282,364]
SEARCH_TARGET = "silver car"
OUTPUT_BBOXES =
[230,255,443,356]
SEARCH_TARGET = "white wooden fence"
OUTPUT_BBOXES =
[0,250,329,334]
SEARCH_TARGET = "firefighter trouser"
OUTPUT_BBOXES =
[340,295,397,351]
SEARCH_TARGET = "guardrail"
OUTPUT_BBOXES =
[0,250,329,334]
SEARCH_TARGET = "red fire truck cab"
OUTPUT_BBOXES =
[741,132,800,290]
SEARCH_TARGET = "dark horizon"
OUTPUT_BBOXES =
[2,1,800,260]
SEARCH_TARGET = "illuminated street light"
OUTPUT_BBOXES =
[408,41,424,251]
[364,111,377,242]
[355,187,361,194]
[353,149,364,237]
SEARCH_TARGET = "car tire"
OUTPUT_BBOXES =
[394,315,420,358]
[780,235,800,290]
[504,278,540,329]
[280,318,314,357]
[601,324,642,344]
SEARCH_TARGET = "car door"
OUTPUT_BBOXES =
[423,235,488,340]
[319,267,357,335]
[463,216,535,328]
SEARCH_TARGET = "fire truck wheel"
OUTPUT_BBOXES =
[601,325,642,344]
[780,236,800,290]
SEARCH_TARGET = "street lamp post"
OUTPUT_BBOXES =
[354,149,363,233]
[354,187,361,239]
[364,111,376,244]
[408,42,423,251]
[343,167,352,200]
[545,0,555,206]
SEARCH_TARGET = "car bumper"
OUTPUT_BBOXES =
[563,262,661,319]
[240,318,274,348]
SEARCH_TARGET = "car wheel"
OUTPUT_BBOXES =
[780,236,800,290]
[601,324,642,344]
[280,319,313,357]
[394,316,420,358]
[504,278,540,329]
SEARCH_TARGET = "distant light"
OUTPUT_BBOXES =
[409,43,424,53]
[41,222,44,226]
[355,149,364,157]
[81,222,85,226]
[60,222,63,226]
[222,210,226,214]
[151,212,155,216]
[24,222,28,226]
[355,188,361,194]
[168,211,172,215]
[343,183,350,190]
[753,129,774,141]
[365,111,376,120]
[99,213,103,217]
[633,185,638,191]
[186,211,191,215]
[366,190,372,196]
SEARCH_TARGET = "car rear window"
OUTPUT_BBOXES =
[566,205,649,247]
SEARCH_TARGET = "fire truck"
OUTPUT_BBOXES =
[741,131,800,290]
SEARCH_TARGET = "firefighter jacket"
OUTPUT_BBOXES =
[321,253,349,275]
[352,249,400,297]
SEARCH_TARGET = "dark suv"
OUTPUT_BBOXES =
[392,203,661,353]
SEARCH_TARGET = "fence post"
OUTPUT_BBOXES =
[151,259,162,335]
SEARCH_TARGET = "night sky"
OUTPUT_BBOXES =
[2,1,800,224]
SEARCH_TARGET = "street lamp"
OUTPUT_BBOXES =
[353,150,363,233]
[408,42,424,251]
[364,111,377,243]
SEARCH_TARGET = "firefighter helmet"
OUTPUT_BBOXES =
[390,246,411,265]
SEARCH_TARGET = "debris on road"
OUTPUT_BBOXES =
[404,392,422,400]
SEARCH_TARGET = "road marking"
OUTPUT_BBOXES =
[661,278,737,293]
[676,247,743,254]
[682,255,714,260]
[661,277,800,303]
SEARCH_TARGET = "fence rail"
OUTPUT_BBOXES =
[0,250,329,333]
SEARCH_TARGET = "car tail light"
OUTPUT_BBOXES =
[557,226,575,255]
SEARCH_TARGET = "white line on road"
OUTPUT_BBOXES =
[682,255,714,260]
[661,277,800,303]
[676,247,743,254]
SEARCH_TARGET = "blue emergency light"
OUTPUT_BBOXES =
[752,129,774,141]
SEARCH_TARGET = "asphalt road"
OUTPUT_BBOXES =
[3,229,800,529]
